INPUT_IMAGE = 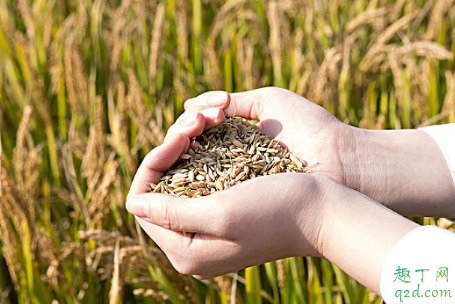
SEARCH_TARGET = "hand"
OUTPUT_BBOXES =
[126,96,330,277]
[128,170,325,279]
[184,88,455,218]
[126,130,418,294]
[184,87,349,182]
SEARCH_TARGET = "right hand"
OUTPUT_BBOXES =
[182,87,355,184]
[182,87,455,218]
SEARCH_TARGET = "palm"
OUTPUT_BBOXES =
[126,88,349,279]
[228,88,346,183]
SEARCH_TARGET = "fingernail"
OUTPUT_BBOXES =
[126,197,149,218]
[207,92,228,106]
[200,108,221,119]
[180,113,198,126]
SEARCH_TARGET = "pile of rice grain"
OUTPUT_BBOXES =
[149,117,311,197]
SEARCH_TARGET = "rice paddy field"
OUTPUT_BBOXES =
[1,0,455,303]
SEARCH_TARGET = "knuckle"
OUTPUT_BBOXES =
[156,198,178,230]
[171,260,193,275]
[192,273,214,280]
[165,124,180,136]
[212,202,233,236]
[169,257,200,275]
[260,86,279,94]
[183,97,197,109]
[142,150,155,164]
[177,108,201,122]
[260,86,287,98]
[175,112,188,124]
[184,93,209,108]
[156,200,170,229]
[197,91,212,99]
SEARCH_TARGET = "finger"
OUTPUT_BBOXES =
[128,133,189,196]
[136,218,235,275]
[126,192,225,236]
[165,107,225,142]
[164,112,205,142]
[226,89,266,120]
[136,216,188,244]
[199,107,224,129]
[135,217,195,256]
[184,91,230,110]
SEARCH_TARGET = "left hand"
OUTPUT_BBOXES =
[127,167,326,279]
[125,107,327,279]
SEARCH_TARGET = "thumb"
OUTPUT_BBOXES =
[128,132,189,196]
[126,193,225,235]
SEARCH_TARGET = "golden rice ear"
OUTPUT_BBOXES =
[2,0,455,301]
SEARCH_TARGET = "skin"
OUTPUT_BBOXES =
[342,128,455,217]
[182,88,455,218]
[125,88,454,295]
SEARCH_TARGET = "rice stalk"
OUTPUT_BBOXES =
[1,0,455,302]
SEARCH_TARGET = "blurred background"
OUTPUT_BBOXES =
[1,0,455,303]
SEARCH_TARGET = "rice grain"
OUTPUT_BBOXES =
[150,118,311,197]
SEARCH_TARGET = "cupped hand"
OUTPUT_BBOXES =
[127,171,326,279]
[125,95,420,291]
[182,88,455,218]
[183,87,356,185]
[125,99,330,278]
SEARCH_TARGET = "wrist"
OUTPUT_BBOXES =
[335,124,365,192]
[337,126,388,201]
[298,174,357,258]
[314,175,363,258]
[292,174,333,258]
[339,127,455,217]
[316,178,419,293]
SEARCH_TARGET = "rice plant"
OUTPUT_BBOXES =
[0,0,454,303]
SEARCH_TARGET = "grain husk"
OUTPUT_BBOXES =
[150,118,311,197]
